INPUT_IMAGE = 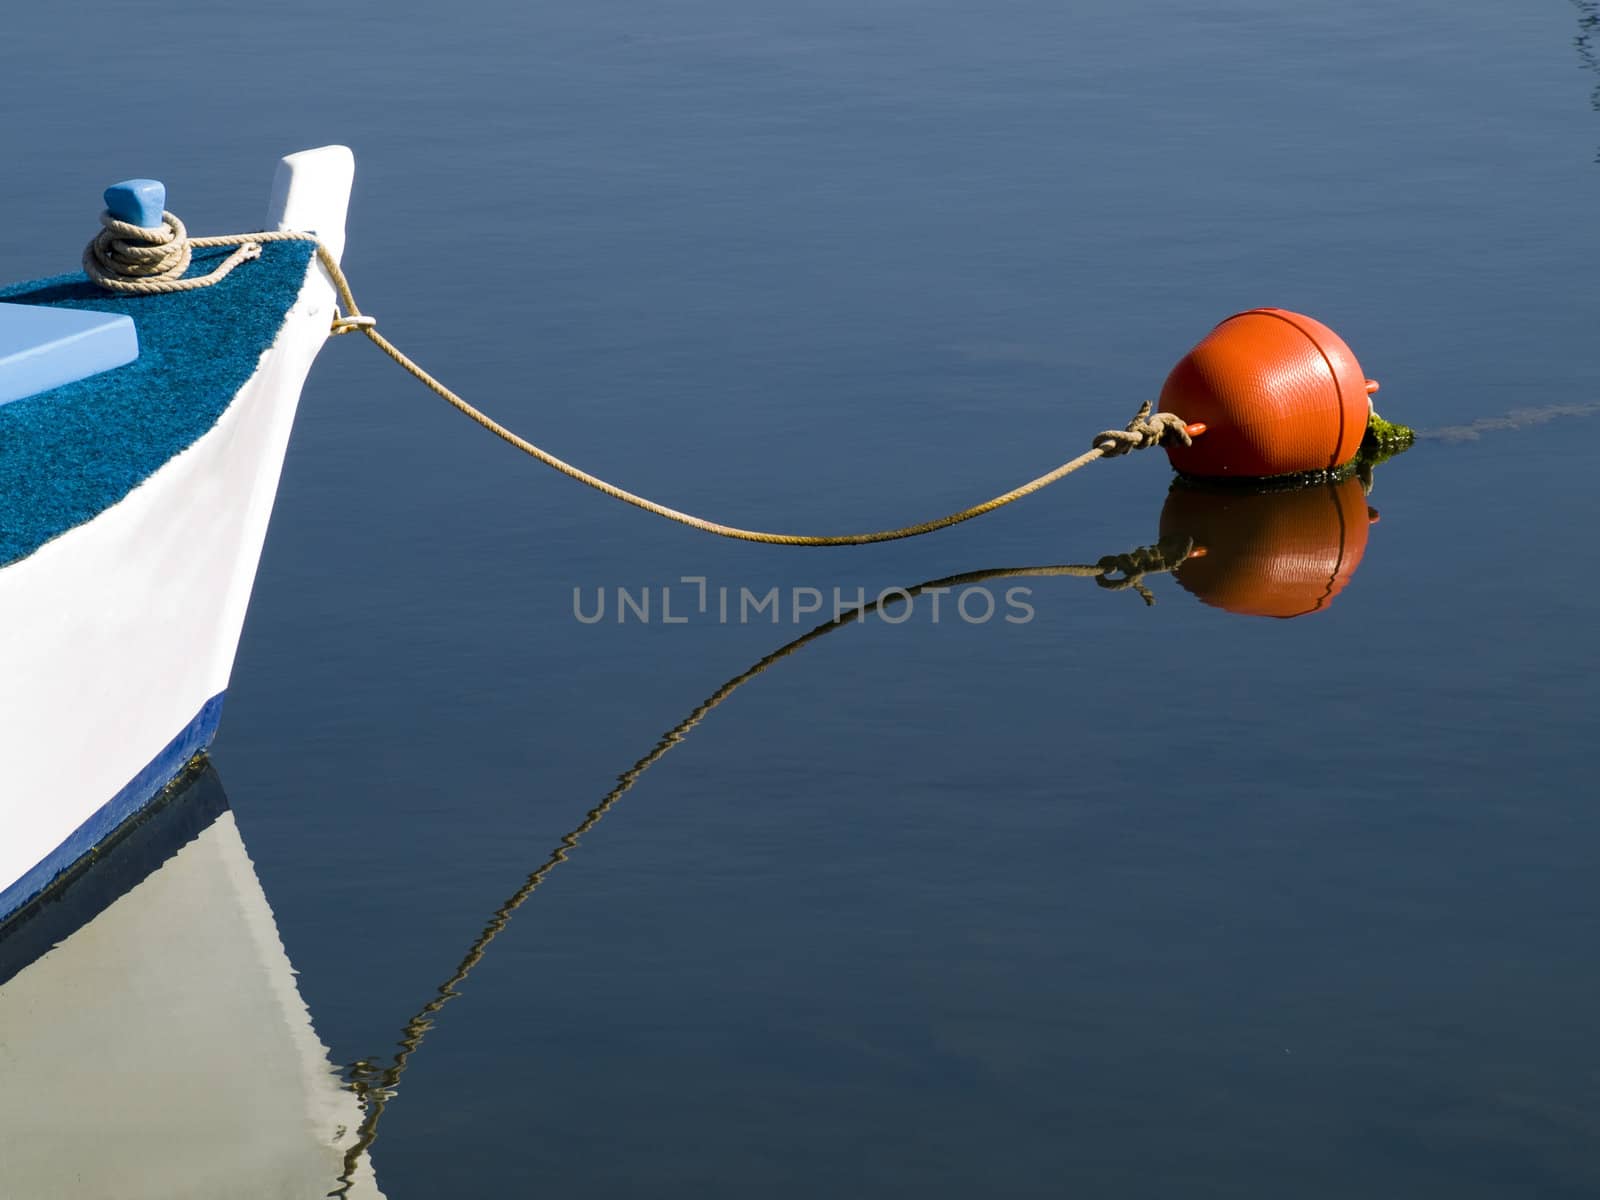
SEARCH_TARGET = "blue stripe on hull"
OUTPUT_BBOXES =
[0,762,231,987]
[0,693,225,926]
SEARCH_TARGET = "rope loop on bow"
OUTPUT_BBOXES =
[83,211,265,294]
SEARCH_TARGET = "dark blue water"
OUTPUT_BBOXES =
[3,2,1599,1195]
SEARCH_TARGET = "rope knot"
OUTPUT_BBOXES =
[1092,535,1198,606]
[85,212,192,285]
[1092,400,1194,457]
[331,312,377,335]
[83,210,266,294]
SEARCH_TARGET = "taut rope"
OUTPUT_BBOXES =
[84,216,1202,547]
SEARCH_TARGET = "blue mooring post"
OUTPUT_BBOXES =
[103,179,166,229]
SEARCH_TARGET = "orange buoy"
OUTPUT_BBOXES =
[1160,309,1378,479]
[1157,475,1376,618]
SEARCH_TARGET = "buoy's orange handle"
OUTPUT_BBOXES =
[1186,422,1208,437]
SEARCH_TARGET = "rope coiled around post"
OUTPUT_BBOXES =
[84,213,1198,546]
[83,211,271,293]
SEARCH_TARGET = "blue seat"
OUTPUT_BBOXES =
[0,304,139,407]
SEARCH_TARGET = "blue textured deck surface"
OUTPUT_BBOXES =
[0,241,315,568]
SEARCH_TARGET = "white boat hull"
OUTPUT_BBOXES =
[0,147,353,922]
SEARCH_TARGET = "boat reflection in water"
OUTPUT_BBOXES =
[0,763,383,1200]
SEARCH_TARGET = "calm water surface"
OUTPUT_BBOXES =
[3,2,1599,1195]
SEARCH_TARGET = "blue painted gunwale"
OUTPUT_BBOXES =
[0,694,225,927]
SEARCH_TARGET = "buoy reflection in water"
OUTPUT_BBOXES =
[1157,473,1377,619]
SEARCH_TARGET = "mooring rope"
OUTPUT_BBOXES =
[85,218,1201,546]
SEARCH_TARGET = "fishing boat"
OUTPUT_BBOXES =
[0,146,353,926]
[0,763,383,1198]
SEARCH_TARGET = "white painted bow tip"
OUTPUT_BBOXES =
[267,145,355,264]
